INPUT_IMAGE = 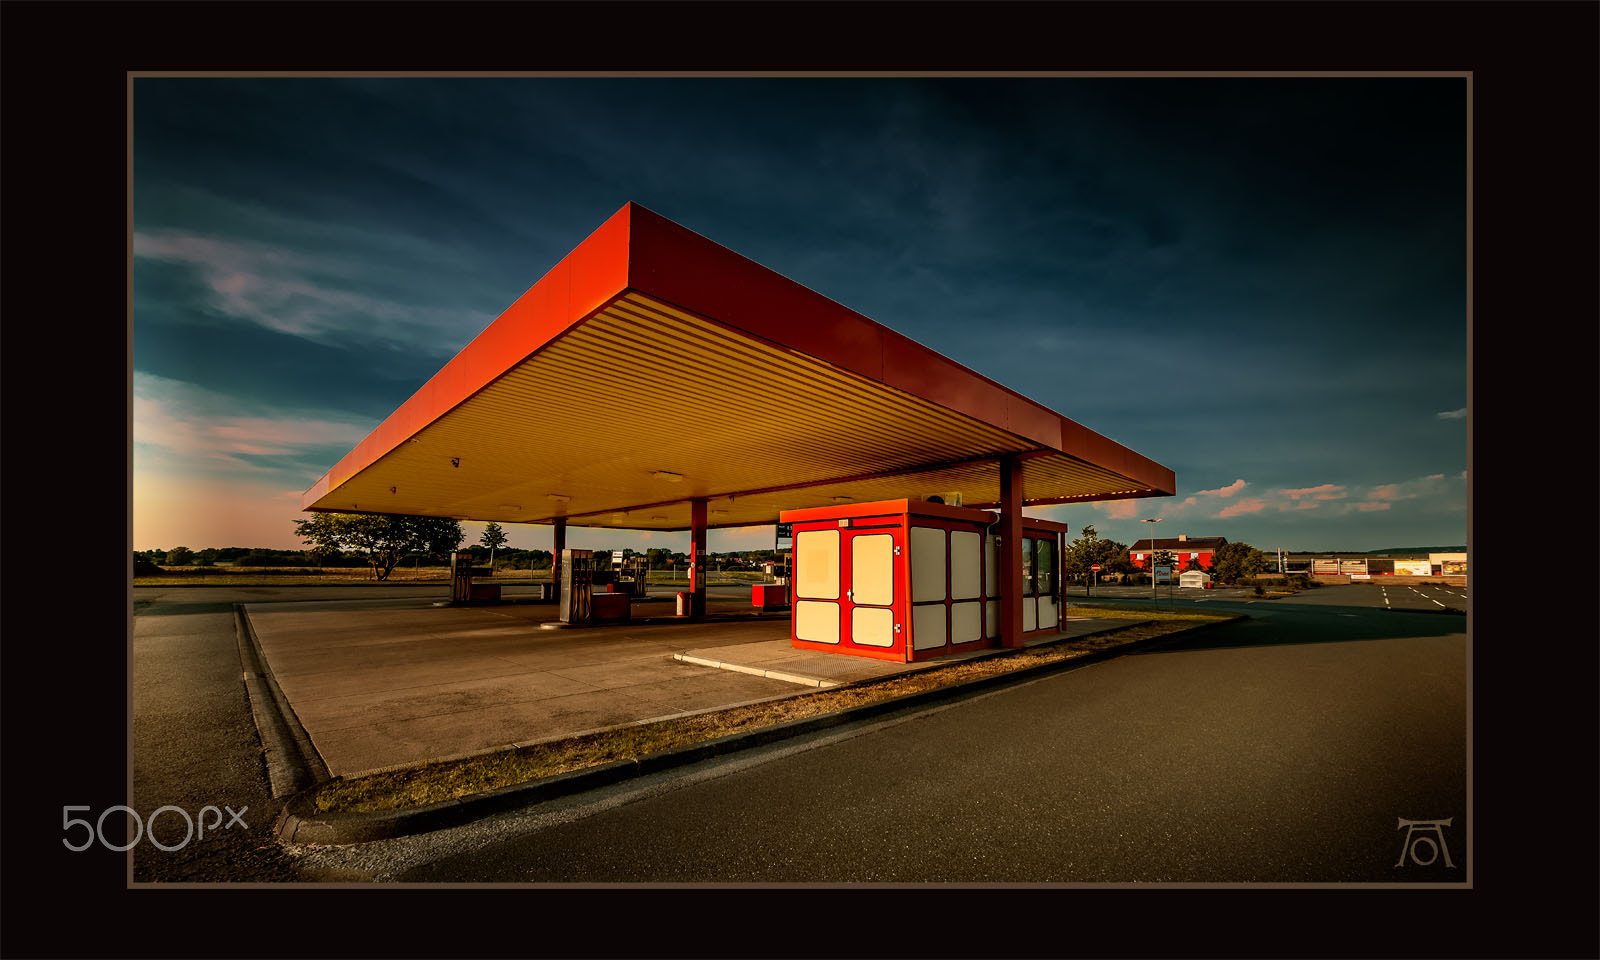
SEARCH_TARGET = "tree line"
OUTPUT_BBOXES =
[138,514,793,582]
[1059,525,1271,595]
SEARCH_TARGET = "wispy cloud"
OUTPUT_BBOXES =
[1195,478,1248,498]
[134,372,372,478]
[1436,408,1466,420]
[1280,483,1348,501]
[1276,483,1348,511]
[1096,499,1141,520]
[1338,472,1462,514]
[1217,497,1268,518]
[134,230,496,352]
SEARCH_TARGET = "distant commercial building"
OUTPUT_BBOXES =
[1293,551,1466,577]
[1130,534,1225,570]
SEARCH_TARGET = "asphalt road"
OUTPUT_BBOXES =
[131,599,304,881]
[131,585,1467,883]
[284,594,1467,883]
[1070,581,1468,613]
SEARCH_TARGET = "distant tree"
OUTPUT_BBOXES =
[1062,525,1101,595]
[232,552,282,568]
[1102,540,1135,577]
[645,547,673,568]
[165,546,193,566]
[1150,549,1178,570]
[479,522,509,572]
[293,513,465,581]
[307,544,344,567]
[133,553,163,577]
[1210,541,1271,585]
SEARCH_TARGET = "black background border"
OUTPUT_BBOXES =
[3,2,1596,957]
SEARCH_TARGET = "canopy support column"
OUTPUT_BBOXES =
[688,498,708,618]
[1000,455,1025,649]
[552,517,566,601]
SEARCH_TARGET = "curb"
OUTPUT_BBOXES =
[274,614,1245,845]
[235,604,332,798]
[1382,605,1467,616]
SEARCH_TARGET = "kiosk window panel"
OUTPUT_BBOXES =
[950,530,982,600]
[985,599,998,638]
[1039,595,1058,630]
[951,601,982,644]
[850,534,894,606]
[1036,538,1055,598]
[910,526,947,603]
[1023,537,1036,596]
[984,535,999,598]
[795,529,839,600]
[1024,596,1037,632]
[795,600,840,644]
[912,603,947,651]
[851,606,894,647]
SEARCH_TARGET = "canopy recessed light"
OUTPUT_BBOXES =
[546,494,571,503]
[652,471,684,483]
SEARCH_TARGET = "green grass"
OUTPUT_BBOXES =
[307,609,1236,815]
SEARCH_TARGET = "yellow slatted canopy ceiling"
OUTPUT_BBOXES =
[301,204,1174,531]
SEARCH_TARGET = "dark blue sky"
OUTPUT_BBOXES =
[132,77,1466,552]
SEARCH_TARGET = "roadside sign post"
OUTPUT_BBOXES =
[1091,563,1101,595]
[1143,518,1162,600]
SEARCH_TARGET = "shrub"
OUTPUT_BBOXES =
[231,553,284,567]
[1253,583,1265,596]
[133,554,163,576]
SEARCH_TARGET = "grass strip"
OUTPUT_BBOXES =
[308,606,1234,815]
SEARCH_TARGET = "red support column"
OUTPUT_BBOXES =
[552,517,566,601]
[1000,455,1025,648]
[689,499,708,618]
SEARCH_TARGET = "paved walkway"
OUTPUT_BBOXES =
[243,596,1148,779]
[676,617,1146,687]
[245,598,807,777]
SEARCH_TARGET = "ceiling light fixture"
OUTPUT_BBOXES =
[546,494,571,503]
[652,471,684,483]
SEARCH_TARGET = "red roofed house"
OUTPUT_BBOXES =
[1129,534,1227,571]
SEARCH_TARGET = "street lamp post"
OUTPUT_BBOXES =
[1143,518,1162,600]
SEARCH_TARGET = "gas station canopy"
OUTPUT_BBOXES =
[302,203,1174,531]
